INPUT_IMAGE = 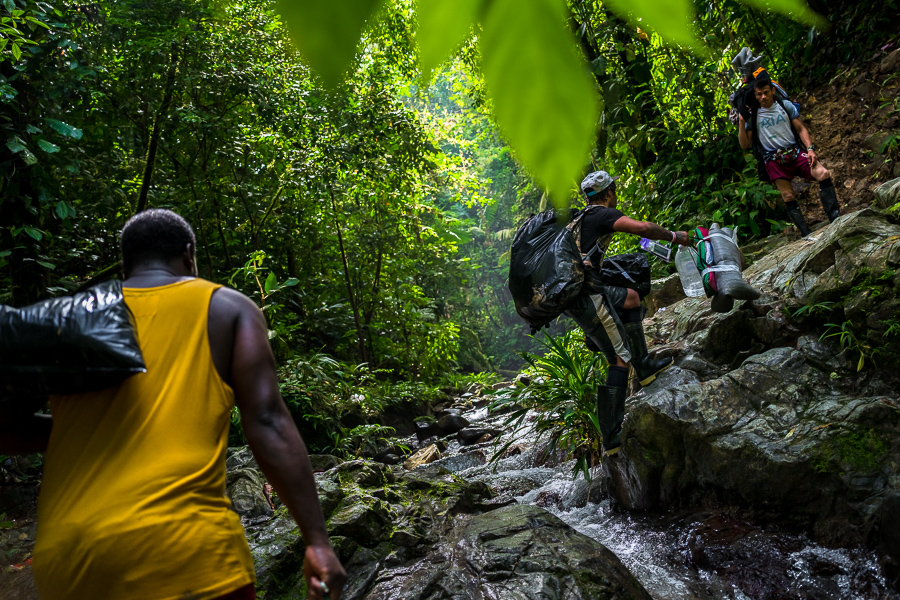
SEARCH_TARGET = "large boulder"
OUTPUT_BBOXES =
[608,208,900,580]
[355,504,651,600]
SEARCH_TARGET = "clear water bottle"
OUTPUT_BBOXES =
[675,246,705,297]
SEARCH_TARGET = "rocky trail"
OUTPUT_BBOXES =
[785,46,900,227]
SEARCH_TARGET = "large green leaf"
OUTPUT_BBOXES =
[275,0,384,88]
[416,0,482,77]
[602,0,700,50]
[738,0,825,27]
[481,0,599,205]
[37,138,60,153]
[45,118,83,140]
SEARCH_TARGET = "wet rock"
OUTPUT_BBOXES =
[225,446,259,471]
[645,273,686,317]
[226,468,273,519]
[326,460,394,488]
[327,493,392,542]
[403,444,441,470]
[874,177,900,209]
[308,454,341,472]
[437,413,469,434]
[430,450,486,473]
[357,504,652,600]
[375,453,400,466]
[414,418,442,442]
[456,426,502,445]
[417,436,447,452]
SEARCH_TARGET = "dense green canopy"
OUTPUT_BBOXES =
[1,0,896,380]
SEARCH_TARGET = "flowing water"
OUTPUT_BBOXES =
[421,405,899,600]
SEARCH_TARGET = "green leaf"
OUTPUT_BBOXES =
[37,138,60,153]
[738,0,826,28]
[36,260,55,269]
[602,0,702,51]
[6,137,26,153]
[282,277,300,287]
[264,271,277,294]
[275,0,385,88]
[480,0,599,205]
[416,0,482,77]
[23,226,42,241]
[45,118,83,140]
[11,42,20,62]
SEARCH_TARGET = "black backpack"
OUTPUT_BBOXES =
[508,208,591,334]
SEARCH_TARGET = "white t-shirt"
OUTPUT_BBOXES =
[746,101,800,153]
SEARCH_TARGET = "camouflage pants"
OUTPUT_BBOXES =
[563,285,631,364]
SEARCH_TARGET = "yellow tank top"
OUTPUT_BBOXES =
[33,278,255,600]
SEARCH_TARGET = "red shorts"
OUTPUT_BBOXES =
[214,584,256,600]
[765,152,812,181]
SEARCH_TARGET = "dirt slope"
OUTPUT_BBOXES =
[791,47,900,225]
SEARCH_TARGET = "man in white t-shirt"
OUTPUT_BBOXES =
[737,73,840,236]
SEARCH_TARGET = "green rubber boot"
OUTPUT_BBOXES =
[624,321,673,386]
[597,384,627,456]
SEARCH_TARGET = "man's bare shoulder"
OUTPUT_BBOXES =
[209,285,263,323]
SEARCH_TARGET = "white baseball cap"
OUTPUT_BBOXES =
[581,171,619,198]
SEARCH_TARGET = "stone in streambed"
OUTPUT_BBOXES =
[456,426,502,445]
[437,413,469,434]
[403,444,441,470]
[226,468,273,519]
[357,504,652,600]
[414,418,442,442]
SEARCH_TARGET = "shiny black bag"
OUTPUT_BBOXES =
[508,208,589,333]
[0,280,146,399]
[588,252,652,298]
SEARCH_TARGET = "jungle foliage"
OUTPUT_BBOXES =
[1,0,897,390]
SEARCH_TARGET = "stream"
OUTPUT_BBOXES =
[419,402,899,600]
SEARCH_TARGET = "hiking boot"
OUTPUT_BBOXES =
[820,185,840,223]
[786,206,812,237]
[624,321,673,386]
[597,384,627,456]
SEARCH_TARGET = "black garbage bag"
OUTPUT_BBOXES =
[0,280,146,399]
[585,252,652,298]
[508,209,588,333]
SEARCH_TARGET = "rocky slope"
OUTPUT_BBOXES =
[607,206,900,588]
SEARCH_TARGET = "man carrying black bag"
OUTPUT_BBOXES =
[566,171,691,456]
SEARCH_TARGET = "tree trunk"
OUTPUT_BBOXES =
[135,45,179,214]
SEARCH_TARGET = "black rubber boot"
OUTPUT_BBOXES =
[597,384,627,456]
[624,321,673,386]
[786,206,812,237]
[819,183,840,223]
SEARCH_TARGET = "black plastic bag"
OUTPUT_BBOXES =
[0,280,146,399]
[585,253,652,298]
[508,209,587,333]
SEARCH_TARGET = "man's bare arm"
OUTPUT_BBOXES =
[613,216,691,245]
[738,115,752,149]
[225,289,345,599]
[0,400,51,455]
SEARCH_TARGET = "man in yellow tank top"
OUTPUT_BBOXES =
[0,210,345,600]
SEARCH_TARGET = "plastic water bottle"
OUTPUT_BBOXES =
[675,246,705,297]
[639,238,673,262]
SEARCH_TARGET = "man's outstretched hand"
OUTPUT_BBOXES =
[304,544,346,599]
[674,231,693,246]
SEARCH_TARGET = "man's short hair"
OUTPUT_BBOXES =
[754,77,773,91]
[120,209,196,274]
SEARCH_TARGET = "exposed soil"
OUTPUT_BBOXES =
[789,46,900,226]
